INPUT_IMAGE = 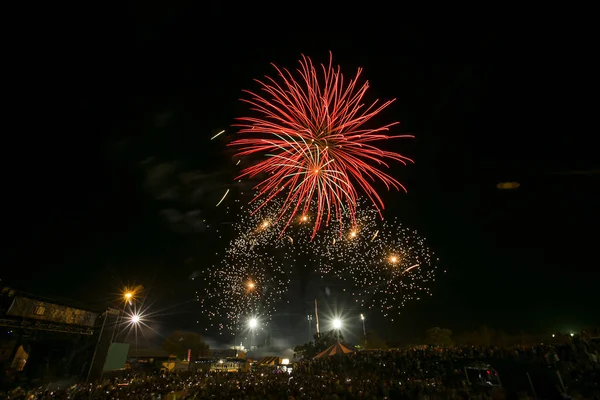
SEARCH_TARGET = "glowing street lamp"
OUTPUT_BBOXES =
[131,314,140,324]
[248,318,258,350]
[349,230,357,239]
[389,255,399,264]
[111,287,138,343]
[332,318,342,330]
[247,282,255,290]
[332,318,342,340]
[360,314,366,344]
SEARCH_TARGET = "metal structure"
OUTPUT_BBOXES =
[0,318,94,335]
[314,299,320,338]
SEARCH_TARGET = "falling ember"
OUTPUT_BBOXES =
[231,53,414,238]
[210,129,226,140]
[198,196,436,330]
[403,264,420,274]
[215,189,230,207]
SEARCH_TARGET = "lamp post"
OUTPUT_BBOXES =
[307,315,313,342]
[333,318,342,341]
[249,318,258,350]
[360,314,367,346]
[110,291,134,343]
[86,309,109,383]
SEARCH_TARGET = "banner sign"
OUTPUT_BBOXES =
[7,296,98,327]
[103,343,130,371]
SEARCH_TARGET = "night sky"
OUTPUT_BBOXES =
[3,12,598,347]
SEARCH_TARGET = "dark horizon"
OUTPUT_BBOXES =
[3,17,598,348]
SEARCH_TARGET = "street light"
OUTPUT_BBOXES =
[389,255,399,264]
[360,314,367,345]
[332,318,342,329]
[249,318,258,350]
[110,288,136,343]
[131,314,140,324]
[332,318,342,340]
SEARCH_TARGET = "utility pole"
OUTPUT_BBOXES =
[360,314,367,346]
[314,299,320,338]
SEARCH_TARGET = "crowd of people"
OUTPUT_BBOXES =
[2,338,598,399]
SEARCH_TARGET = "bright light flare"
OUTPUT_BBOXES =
[389,255,399,263]
[121,285,142,303]
[130,314,140,324]
[248,318,258,329]
[332,318,342,330]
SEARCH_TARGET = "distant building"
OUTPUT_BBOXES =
[211,348,246,359]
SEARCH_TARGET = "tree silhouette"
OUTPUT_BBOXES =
[424,327,453,346]
[294,330,344,358]
[360,330,388,349]
[162,330,210,360]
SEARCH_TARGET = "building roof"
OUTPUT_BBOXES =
[314,342,356,359]
[256,356,281,365]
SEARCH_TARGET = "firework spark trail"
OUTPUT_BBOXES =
[231,53,414,238]
[199,196,437,331]
[198,199,294,333]
[215,189,230,207]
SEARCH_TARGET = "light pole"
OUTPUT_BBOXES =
[360,314,367,346]
[86,309,109,383]
[233,324,238,356]
[130,314,141,354]
[307,315,313,342]
[248,318,258,350]
[333,318,342,341]
[110,291,134,343]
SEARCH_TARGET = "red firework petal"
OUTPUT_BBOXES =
[230,52,413,238]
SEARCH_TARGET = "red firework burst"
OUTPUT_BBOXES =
[230,53,413,237]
